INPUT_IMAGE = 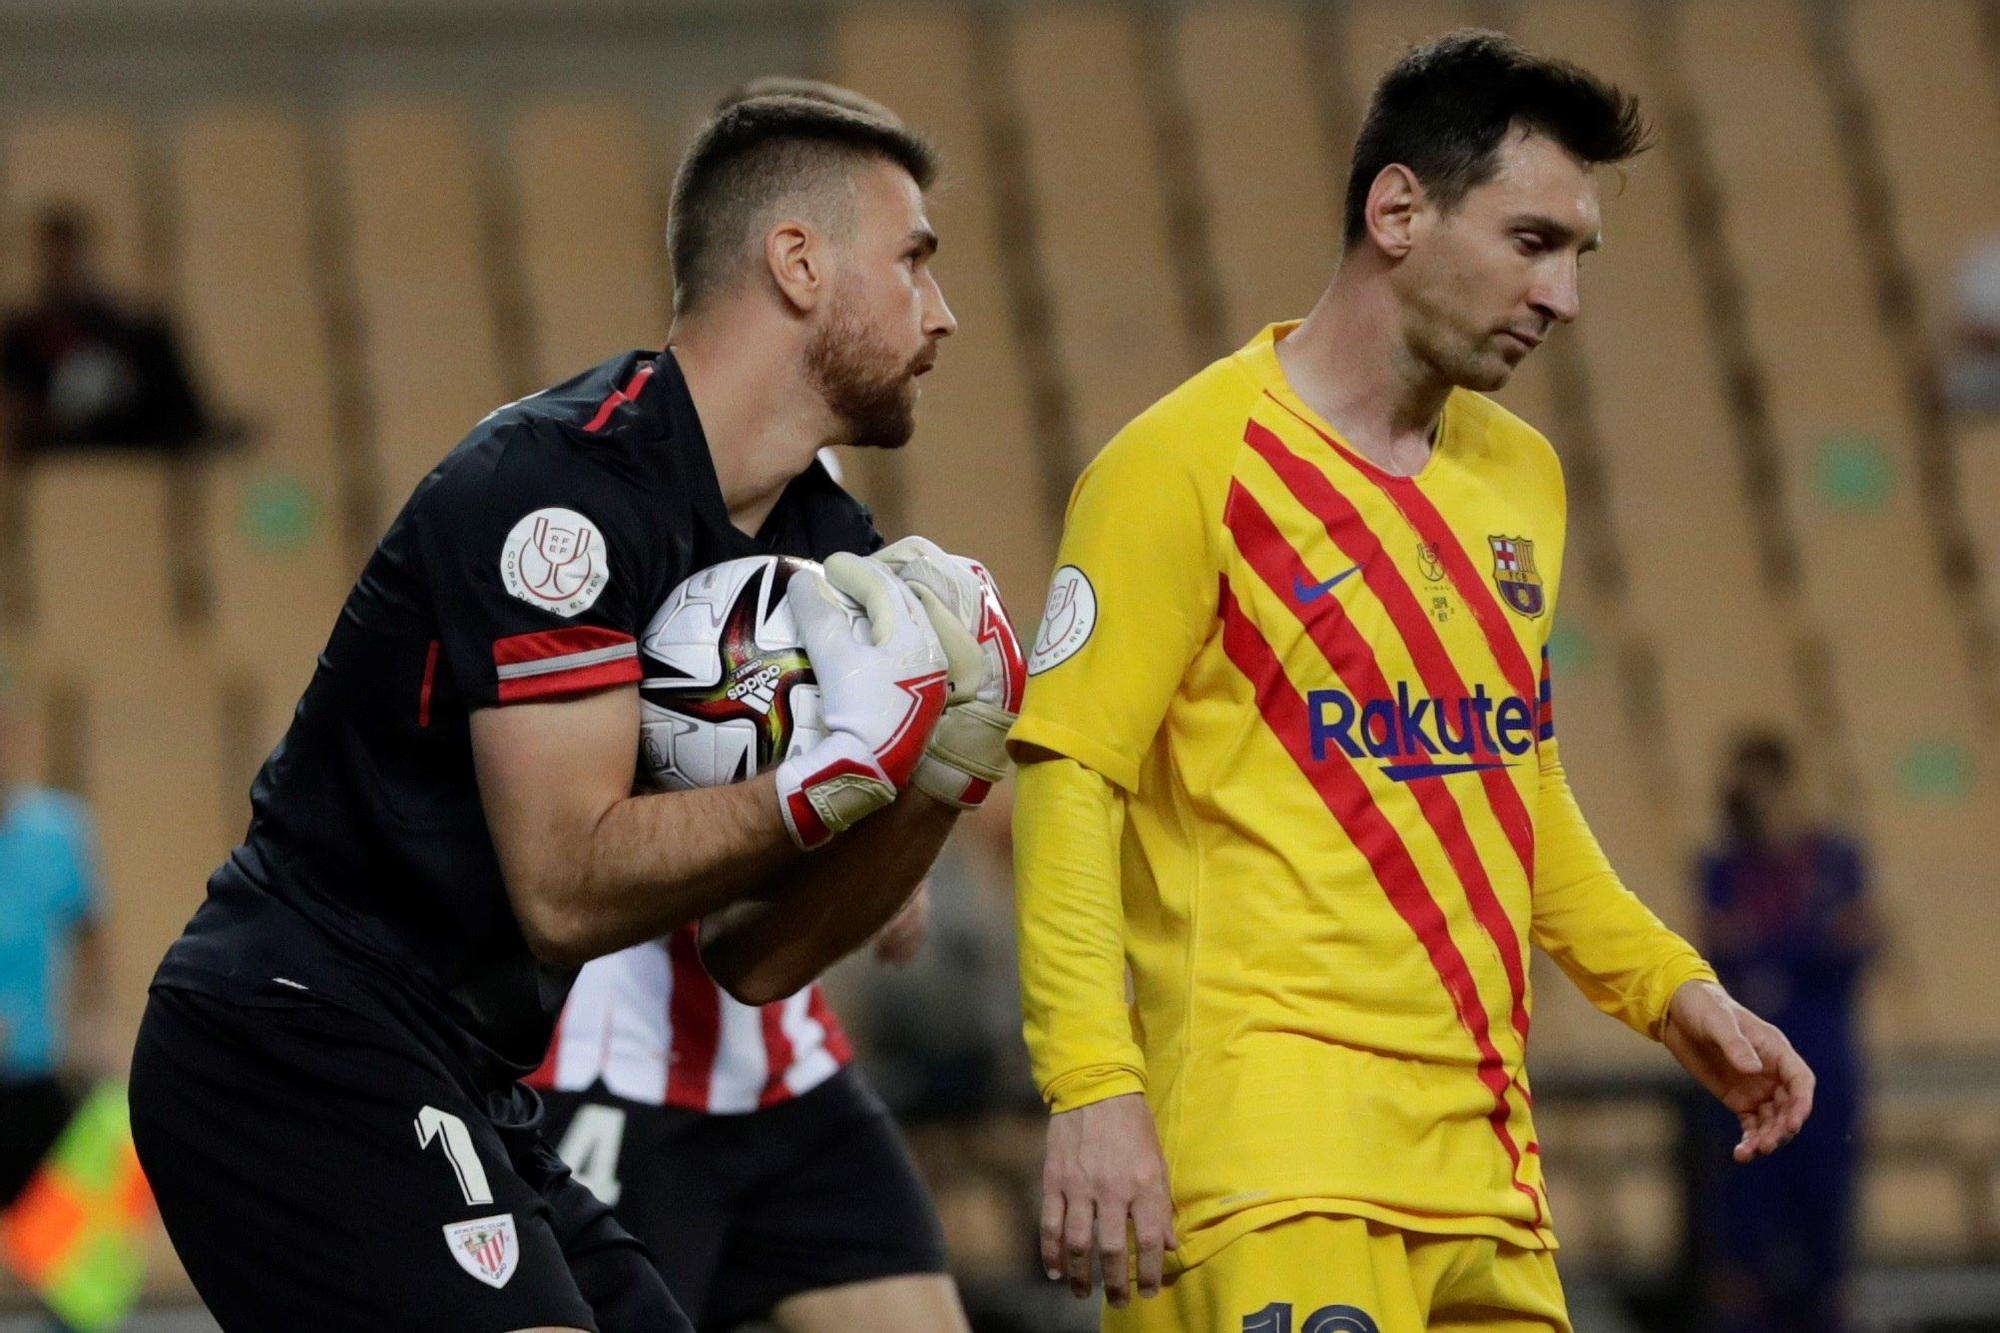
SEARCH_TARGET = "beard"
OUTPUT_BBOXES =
[804,292,926,451]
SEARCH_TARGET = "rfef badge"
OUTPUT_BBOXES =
[1487,535,1544,618]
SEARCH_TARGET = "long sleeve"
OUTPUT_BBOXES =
[1531,732,1717,1039]
[1013,755,1144,1112]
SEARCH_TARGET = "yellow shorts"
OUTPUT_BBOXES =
[1102,1215,1570,1333]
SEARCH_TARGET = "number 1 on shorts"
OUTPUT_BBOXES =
[415,1106,494,1207]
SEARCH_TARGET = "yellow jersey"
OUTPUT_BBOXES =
[1010,323,1715,1266]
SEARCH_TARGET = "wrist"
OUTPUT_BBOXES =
[1660,972,1727,1040]
[774,736,896,849]
[1043,1063,1147,1114]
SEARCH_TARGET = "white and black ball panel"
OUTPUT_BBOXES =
[637,555,829,791]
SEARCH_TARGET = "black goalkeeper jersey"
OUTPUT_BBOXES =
[154,349,881,1081]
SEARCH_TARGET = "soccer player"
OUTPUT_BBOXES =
[1010,31,1816,1332]
[129,93,1011,1332]
[521,76,1002,1333]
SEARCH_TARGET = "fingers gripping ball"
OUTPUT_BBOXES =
[872,536,1027,808]
[774,553,949,848]
[634,554,948,847]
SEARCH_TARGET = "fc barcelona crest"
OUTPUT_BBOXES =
[1488,535,1544,618]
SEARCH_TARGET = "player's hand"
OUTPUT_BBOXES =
[775,553,948,849]
[1041,1092,1178,1308]
[1663,979,1816,1162]
[871,537,1026,809]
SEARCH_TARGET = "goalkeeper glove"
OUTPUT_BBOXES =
[871,536,1026,809]
[774,553,949,849]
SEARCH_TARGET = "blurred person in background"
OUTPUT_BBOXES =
[0,203,211,462]
[0,669,109,1214]
[1696,731,1877,1333]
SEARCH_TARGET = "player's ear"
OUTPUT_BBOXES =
[1365,164,1422,259]
[764,219,824,315]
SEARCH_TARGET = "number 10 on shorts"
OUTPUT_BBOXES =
[1244,1304,1380,1333]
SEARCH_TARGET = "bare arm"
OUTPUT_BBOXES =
[699,789,958,1005]
[471,685,799,966]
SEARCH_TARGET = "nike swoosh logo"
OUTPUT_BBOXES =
[1293,564,1361,603]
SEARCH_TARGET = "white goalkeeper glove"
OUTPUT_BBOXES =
[871,536,1026,809]
[775,553,949,849]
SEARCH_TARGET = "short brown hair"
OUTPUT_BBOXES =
[1344,29,1650,248]
[668,93,936,315]
[715,77,903,124]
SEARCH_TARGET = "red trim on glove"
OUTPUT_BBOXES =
[876,670,950,786]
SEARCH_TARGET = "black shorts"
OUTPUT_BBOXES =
[0,1076,74,1209]
[540,1067,948,1330]
[130,983,691,1333]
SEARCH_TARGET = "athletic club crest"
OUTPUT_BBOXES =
[442,1213,519,1289]
[1488,535,1544,618]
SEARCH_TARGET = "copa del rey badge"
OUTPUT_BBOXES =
[501,507,610,618]
[443,1213,519,1289]
[1028,565,1097,676]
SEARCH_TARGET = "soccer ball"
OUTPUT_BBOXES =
[637,555,828,790]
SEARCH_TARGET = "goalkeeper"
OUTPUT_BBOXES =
[1010,30,1814,1333]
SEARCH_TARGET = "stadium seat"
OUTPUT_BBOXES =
[1960,418,2000,636]
[1511,1,1805,824]
[1171,2,1346,347]
[1005,7,1207,476]
[1846,0,2000,349]
[507,100,669,388]
[336,101,510,507]
[170,110,354,679]
[833,8,1058,613]
[1845,0,2000,635]
[78,668,236,1040]
[20,456,187,682]
[1676,0,2000,1045]
[169,108,345,494]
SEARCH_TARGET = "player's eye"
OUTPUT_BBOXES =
[1513,233,1548,256]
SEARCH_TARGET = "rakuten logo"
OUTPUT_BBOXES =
[1307,683,1537,781]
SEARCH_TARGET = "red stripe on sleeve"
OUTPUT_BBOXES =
[756,1003,797,1108]
[664,926,722,1111]
[1263,394,1539,702]
[1243,420,1538,886]
[418,639,440,729]
[492,626,640,705]
[808,984,852,1064]
[493,625,635,667]
[1218,576,1545,1227]
[583,362,657,433]
[494,656,641,705]
[1225,481,1532,1052]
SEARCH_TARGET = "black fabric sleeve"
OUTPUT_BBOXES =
[415,434,656,709]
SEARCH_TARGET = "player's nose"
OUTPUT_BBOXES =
[924,273,958,340]
[1532,257,1582,325]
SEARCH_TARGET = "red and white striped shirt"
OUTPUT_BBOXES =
[526,924,851,1113]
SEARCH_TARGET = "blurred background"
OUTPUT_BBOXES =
[0,0,1996,1328]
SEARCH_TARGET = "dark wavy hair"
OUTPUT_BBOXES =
[1343,29,1651,248]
